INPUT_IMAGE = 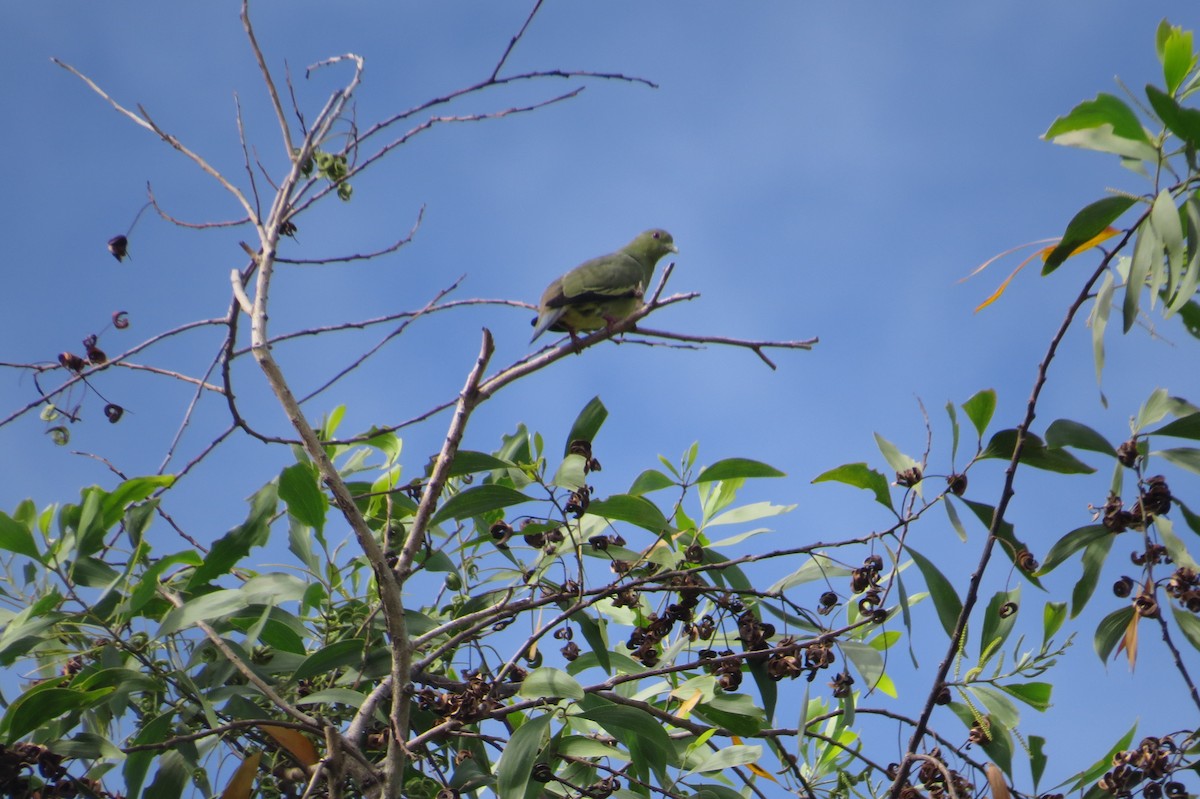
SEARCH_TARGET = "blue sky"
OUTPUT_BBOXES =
[5,2,1200,793]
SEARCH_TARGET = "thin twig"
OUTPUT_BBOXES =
[277,205,424,265]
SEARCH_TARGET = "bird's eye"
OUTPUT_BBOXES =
[652,231,660,239]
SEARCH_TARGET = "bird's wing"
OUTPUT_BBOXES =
[554,251,645,307]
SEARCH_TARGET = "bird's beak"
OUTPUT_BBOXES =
[668,244,679,254]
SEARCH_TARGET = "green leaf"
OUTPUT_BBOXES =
[1043,601,1067,646]
[1073,534,1114,617]
[1159,447,1200,475]
[873,433,918,476]
[495,713,551,799]
[696,458,786,482]
[124,711,173,798]
[998,681,1053,712]
[295,688,369,708]
[706,500,795,527]
[982,430,1095,474]
[841,640,886,691]
[1094,606,1135,662]
[1156,22,1197,94]
[564,396,607,457]
[1039,524,1109,575]
[692,693,766,737]
[551,454,588,491]
[1125,219,1160,332]
[146,749,192,799]
[980,588,1020,658]
[1092,270,1115,383]
[156,575,307,637]
[100,475,175,531]
[1044,94,1157,163]
[1042,196,1137,274]
[1045,419,1117,456]
[294,639,367,681]
[430,485,534,525]
[3,686,114,743]
[187,482,277,588]
[812,463,893,512]
[571,613,611,674]
[446,450,514,477]
[908,547,963,640]
[628,469,675,495]
[1147,84,1200,149]
[587,494,673,534]
[578,698,673,782]
[517,668,584,702]
[686,744,763,775]
[1170,604,1200,652]
[962,389,997,439]
[1150,189,1185,306]
[0,511,39,560]
[1030,734,1048,790]
[279,463,326,532]
[1149,411,1200,439]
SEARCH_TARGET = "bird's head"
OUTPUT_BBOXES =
[629,228,679,262]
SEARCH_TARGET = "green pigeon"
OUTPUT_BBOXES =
[530,229,678,343]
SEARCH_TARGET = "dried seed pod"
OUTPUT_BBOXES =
[1016,549,1039,573]
[112,310,130,329]
[103,404,124,423]
[896,466,923,487]
[107,234,129,261]
[998,601,1018,618]
[1117,439,1140,467]
[1113,576,1135,598]
[947,472,968,496]
[934,684,951,705]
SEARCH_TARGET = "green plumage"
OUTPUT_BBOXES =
[531,229,678,343]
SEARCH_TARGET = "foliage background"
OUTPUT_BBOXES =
[3,2,1200,795]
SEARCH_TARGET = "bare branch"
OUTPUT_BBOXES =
[241,0,294,157]
[491,0,546,81]
[147,181,252,229]
[277,204,424,266]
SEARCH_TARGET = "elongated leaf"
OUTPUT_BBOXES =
[1146,84,1200,147]
[697,458,785,482]
[430,485,533,525]
[687,744,763,775]
[261,725,319,767]
[495,713,551,799]
[1039,524,1109,575]
[447,450,514,477]
[279,463,326,532]
[1030,734,1048,789]
[1170,605,1200,652]
[587,494,673,534]
[980,588,1020,658]
[219,750,262,799]
[145,749,190,799]
[578,699,672,782]
[294,639,367,681]
[4,686,114,742]
[1150,189,1185,306]
[1150,412,1200,439]
[1043,196,1137,274]
[1073,534,1114,617]
[874,433,918,476]
[1095,606,1135,662]
[1157,22,1196,93]
[907,548,963,639]
[692,693,766,737]
[1044,94,1157,163]
[999,681,1053,712]
[983,430,1095,474]
[1045,419,1116,456]
[812,463,893,512]
[1092,270,1115,383]
[188,482,277,589]
[564,396,607,456]
[1125,220,1160,332]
